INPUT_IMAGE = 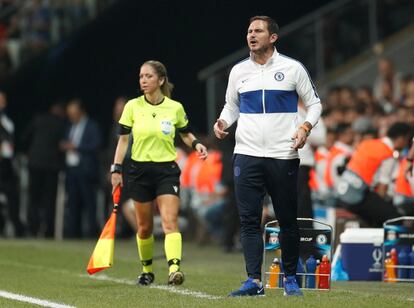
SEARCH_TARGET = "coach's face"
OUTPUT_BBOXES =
[247,20,277,53]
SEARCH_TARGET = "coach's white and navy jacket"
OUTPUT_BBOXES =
[220,49,322,159]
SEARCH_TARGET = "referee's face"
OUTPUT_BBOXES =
[247,20,276,53]
[140,64,162,95]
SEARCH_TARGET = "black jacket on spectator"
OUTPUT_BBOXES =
[23,113,65,171]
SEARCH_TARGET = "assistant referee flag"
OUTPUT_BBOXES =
[87,186,121,275]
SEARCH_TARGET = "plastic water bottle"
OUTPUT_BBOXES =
[318,255,331,289]
[296,258,304,288]
[268,258,280,288]
[397,249,409,280]
[409,246,414,279]
[390,248,398,267]
[315,259,320,287]
[305,255,317,288]
[384,252,397,283]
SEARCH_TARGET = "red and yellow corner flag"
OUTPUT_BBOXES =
[87,185,121,275]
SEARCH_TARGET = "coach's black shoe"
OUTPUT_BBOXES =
[137,272,154,286]
[168,271,185,286]
[228,278,265,297]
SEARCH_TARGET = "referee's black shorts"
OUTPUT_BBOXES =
[127,160,181,203]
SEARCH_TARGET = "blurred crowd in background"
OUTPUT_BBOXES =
[1,1,414,255]
[1,56,414,254]
[0,0,114,83]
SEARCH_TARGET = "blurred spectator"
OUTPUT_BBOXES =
[5,14,22,70]
[393,157,414,216]
[66,0,89,32]
[352,115,374,139]
[338,86,355,107]
[355,85,384,116]
[325,86,341,109]
[376,110,402,137]
[323,123,354,206]
[309,129,334,208]
[191,140,225,244]
[323,105,347,129]
[400,75,414,99]
[106,97,127,171]
[0,90,24,236]
[343,105,359,124]
[180,140,204,241]
[0,0,17,74]
[377,80,396,113]
[373,57,402,111]
[22,102,65,238]
[217,125,239,252]
[336,122,411,227]
[355,85,374,106]
[404,107,414,126]
[105,96,135,238]
[20,0,52,59]
[0,0,18,39]
[298,103,326,222]
[0,0,108,80]
[61,99,101,238]
[0,40,11,83]
[50,0,69,40]
[402,78,414,107]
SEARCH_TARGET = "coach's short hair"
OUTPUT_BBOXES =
[249,16,279,35]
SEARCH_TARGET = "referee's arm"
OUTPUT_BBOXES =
[113,125,131,165]
[178,127,208,159]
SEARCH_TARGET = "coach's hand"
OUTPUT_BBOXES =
[214,119,229,139]
[291,127,308,150]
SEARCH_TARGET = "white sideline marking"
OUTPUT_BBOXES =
[1,261,222,300]
[85,274,222,300]
[0,290,76,308]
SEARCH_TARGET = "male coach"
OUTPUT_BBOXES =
[214,16,322,297]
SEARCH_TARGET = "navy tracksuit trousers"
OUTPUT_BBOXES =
[233,154,300,279]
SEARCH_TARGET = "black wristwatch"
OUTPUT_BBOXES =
[110,163,122,174]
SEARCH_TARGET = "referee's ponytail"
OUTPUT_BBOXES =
[143,60,174,98]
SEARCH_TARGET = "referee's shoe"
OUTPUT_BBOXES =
[137,272,155,286]
[228,278,265,297]
[168,271,185,286]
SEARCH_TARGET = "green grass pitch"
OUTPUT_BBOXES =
[0,239,413,307]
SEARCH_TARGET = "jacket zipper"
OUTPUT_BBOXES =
[261,67,266,156]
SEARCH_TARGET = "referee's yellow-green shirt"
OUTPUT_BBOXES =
[119,95,189,162]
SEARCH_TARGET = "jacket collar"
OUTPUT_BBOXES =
[250,47,279,67]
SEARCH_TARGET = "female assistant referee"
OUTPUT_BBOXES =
[111,60,208,286]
